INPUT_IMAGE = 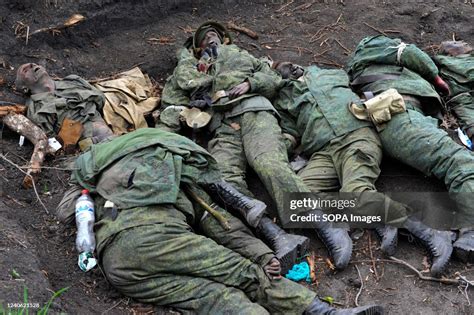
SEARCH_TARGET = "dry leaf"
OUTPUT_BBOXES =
[421,256,430,273]
[325,258,336,271]
[307,253,317,282]
[63,14,86,27]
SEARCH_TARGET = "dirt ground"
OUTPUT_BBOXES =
[1,0,473,314]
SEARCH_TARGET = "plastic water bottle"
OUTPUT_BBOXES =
[75,189,97,272]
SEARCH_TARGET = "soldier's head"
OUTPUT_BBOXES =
[439,41,473,56]
[190,21,231,57]
[15,63,54,94]
[273,61,304,80]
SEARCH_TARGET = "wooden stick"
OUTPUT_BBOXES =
[387,256,466,285]
[354,265,364,307]
[363,22,388,36]
[334,38,351,53]
[0,104,26,116]
[184,187,231,230]
[2,113,54,188]
[276,0,295,12]
[19,14,85,39]
[367,233,379,280]
[227,22,258,39]
[350,258,473,286]
[0,153,49,213]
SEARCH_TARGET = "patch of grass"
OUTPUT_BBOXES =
[0,286,69,315]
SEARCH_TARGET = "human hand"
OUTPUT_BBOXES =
[227,81,250,99]
[433,75,451,96]
[264,257,282,280]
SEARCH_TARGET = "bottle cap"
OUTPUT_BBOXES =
[78,252,97,272]
[81,189,89,195]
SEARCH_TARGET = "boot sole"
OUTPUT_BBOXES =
[278,235,310,276]
[357,305,385,315]
[453,247,474,263]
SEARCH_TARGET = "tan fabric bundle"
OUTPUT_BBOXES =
[95,67,159,134]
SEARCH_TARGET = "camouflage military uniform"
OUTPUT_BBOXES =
[274,66,410,223]
[433,53,474,139]
[70,128,315,314]
[26,75,112,141]
[347,35,474,226]
[161,45,312,225]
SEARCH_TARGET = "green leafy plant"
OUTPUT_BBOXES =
[0,286,69,315]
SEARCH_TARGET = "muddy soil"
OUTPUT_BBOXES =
[0,0,473,314]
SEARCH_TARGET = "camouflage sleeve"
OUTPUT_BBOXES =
[247,57,282,100]
[400,44,439,82]
[274,88,301,154]
[159,75,187,132]
[347,36,439,82]
[174,48,213,91]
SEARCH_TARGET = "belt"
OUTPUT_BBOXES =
[350,73,401,87]
[400,94,422,108]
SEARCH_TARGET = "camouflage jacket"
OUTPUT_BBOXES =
[433,53,474,137]
[70,128,221,253]
[274,66,371,156]
[71,128,220,209]
[160,46,280,131]
[347,35,442,111]
[26,75,104,137]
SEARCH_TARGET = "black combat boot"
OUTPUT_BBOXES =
[316,224,353,270]
[309,209,352,269]
[453,228,474,263]
[404,217,453,276]
[304,297,384,315]
[374,225,398,256]
[257,216,310,275]
[205,180,266,228]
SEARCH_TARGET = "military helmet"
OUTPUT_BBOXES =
[184,21,232,55]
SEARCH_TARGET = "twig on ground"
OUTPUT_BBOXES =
[18,14,85,39]
[363,22,388,36]
[276,0,295,12]
[312,48,330,58]
[334,38,351,54]
[354,265,364,307]
[384,29,401,34]
[227,22,258,39]
[309,14,343,43]
[388,256,471,285]
[17,165,78,171]
[101,298,125,315]
[0,153,49,214]
[350,258,473,286]
[292,1,317,12]
[368,233,379,280]
[458,281,471,306]
[311,60,343,68]
[4,194,26,207]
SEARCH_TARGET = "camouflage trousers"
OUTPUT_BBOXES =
[378,107,474,227]
[298,127,411,224]
[101,204,316,314]
[208,110,311,225]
